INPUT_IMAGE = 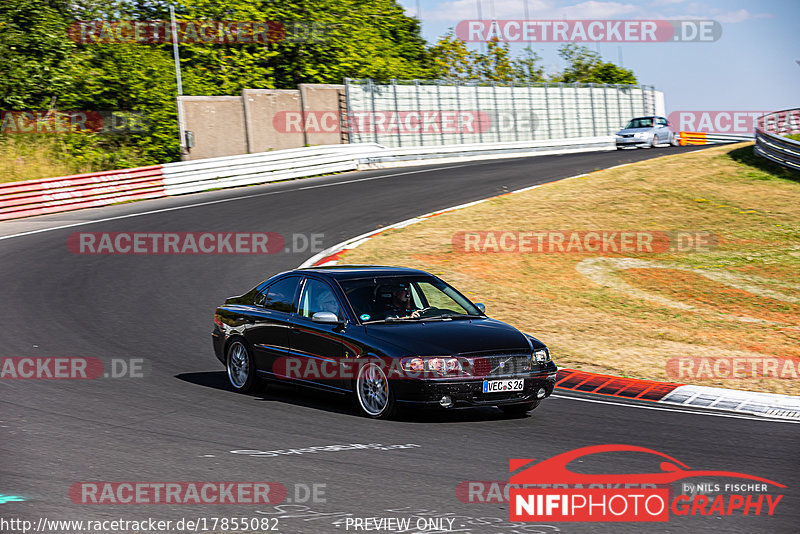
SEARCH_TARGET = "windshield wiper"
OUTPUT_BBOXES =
[362,317,420,324]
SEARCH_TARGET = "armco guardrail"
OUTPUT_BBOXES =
[162,143,384,195]
[0,166,165,221]
[357,136,614,169]
[0,137,614,222]
[679,131,753,146]
[754,109,800,172]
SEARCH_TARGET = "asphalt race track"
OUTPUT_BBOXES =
[1,145,797,534]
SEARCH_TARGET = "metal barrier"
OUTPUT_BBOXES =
[754,109,800,172]
[679,132,753,146]
[0,166,165,221]
[161,143,384,195]
[357,136,614,169]
[0,137,615,222]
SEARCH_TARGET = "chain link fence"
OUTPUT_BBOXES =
[344,79,662,147]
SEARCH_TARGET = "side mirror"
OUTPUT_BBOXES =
[312,311,340,324]
[474,303,486,314]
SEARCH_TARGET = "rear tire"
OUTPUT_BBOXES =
[499,400,540,415]
[670,132,680,146]
[226,339,257,393]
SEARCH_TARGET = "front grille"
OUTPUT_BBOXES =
[469,354,530,377]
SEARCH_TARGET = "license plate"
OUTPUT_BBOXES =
[483,379,524,393]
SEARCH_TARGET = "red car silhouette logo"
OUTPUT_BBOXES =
[509,444,785,487]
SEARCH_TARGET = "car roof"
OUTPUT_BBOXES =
[293,265,432,280]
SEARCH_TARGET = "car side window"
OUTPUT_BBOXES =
[261,277,299,313]
[657,117,668,127]
[298,278,341,319]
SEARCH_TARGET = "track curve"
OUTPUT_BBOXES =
[2,146,797,533]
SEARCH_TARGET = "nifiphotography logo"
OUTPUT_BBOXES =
[509,445,785,522]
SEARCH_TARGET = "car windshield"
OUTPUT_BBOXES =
[339,276,482,323]
[624,118,654,129]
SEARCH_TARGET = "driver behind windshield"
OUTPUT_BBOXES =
[377,284,423,320]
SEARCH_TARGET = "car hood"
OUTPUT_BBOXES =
[616,127,653,135]
[364,318,536,356]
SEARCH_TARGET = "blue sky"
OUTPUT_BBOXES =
[396,0,799,113]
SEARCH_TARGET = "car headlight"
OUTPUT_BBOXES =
[634,132,646,139]
[532,349,550,364]
[401,356,465,376]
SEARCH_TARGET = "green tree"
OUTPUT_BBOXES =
[477,38,515,82]
[430,31,479,82]
[556,43,637,84]
[0,0,77,109]
[511,47,545,83]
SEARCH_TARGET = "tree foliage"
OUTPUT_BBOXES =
[1,0,433,166]
[1,2,639,172]
[556,43,637,84]
[430,33,545,84]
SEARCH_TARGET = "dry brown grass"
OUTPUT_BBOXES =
[340,144,800,395]
[0,136,96,183]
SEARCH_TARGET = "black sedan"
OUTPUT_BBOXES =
[212,266,557,418]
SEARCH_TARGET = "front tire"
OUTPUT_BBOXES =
[226,339,257,393]
[355,362,395,419]
[499,400,540,415]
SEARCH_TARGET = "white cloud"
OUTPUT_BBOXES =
[715,9,773,23]
[422,0,772,26]
[424,0,640,22]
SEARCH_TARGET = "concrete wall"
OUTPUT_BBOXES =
[179,84,346,161]
[242,89,305,152]
[299,84,346,146]
[179,96,247,160]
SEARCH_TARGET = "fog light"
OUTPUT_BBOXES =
[440,395,454,408]
[536,387,547,399]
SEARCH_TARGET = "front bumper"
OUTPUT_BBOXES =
[616,137,649,147]
[393,368,558,408]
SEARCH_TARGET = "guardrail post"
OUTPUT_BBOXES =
[436,80,444,146]
[475,83,483,144]
[368,78,378,144]
[415,80,424,146]
[544,82,551,140]
[601,84,610,135]
[589,83,597,137]
[510,82,519,142]
[392,79,402,148]
[492,81,501,142]
[343,78,353,144]
[455,81,464,145]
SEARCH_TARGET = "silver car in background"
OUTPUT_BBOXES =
[616,116,679,149]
